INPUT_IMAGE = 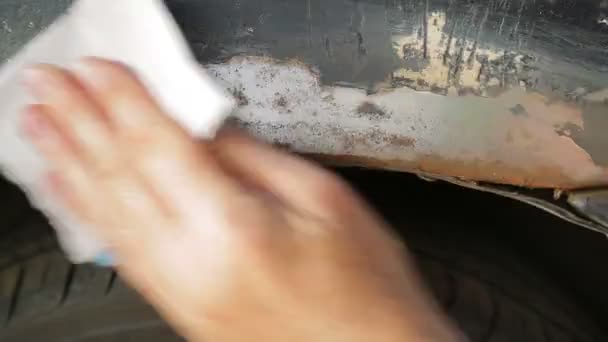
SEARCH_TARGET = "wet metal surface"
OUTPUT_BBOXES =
[0,0,607,192]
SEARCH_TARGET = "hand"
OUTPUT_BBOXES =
[21,58,464,342]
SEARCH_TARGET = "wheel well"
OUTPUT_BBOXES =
[338,167,608,331]
[1,169,608,331]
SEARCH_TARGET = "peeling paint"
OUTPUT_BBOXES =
[209,56,608,189]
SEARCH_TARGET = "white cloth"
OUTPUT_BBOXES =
[0,0,234,263]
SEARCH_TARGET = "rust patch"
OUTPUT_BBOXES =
[329,127,415,151]
[310,154,582,190]
[211,57,607,191]
[385,135,416,147]
[356,102,387,118]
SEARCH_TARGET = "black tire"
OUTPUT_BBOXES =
[407,228,603,342]
[0,180,602,341]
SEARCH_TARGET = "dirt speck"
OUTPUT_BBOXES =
[356,102,387,118]
[385,135,416,147]
[416,78,429,88]
[230,88,249,107]
[510,104,529,116]
[273,140,293,150]
[274,96,289,109]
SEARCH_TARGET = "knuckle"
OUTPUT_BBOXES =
[87,58,137,81]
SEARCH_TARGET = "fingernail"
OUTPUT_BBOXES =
[22,67,54,99]
[22,107,51,140]
[73,58,108,90]
[93,251,116,267]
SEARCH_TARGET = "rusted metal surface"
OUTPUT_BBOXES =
[1,0,608,227]
[0,0,606,190]
[171,0,607,190]
[209,56,606,189]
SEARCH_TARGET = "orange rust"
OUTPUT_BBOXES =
[328,127,416,150]
[219,57,606,190]
[309,153,585,189]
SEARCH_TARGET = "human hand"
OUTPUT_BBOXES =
[21,58,464,342]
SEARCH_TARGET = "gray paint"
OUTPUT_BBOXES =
[567,103,608,167]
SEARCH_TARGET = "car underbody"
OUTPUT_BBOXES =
[0,0,607,340]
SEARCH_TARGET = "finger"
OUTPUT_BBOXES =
[72,57,181,133]
[214,131,364,220]
[21,67,167,227]
[22,65,116,171]
[22,105,98,222]
[22,105,167,242]
[72,57,240,212]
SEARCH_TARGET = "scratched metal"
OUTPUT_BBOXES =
[1,0,607,190]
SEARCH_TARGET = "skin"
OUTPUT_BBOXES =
[20,58,465,342]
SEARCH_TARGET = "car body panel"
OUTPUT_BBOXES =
[1,0,607,227]
[167,0,608,190]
